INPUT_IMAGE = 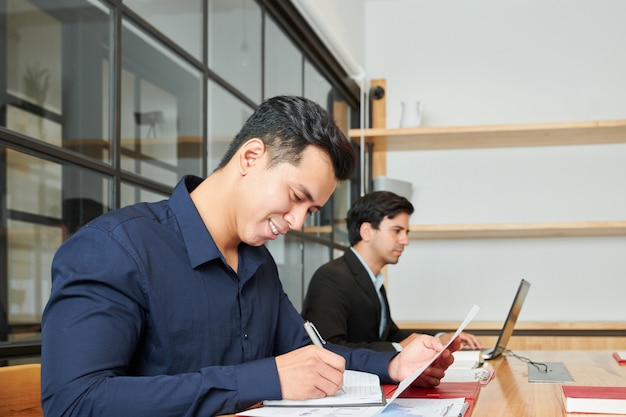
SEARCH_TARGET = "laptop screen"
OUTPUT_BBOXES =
[490,279,531,358]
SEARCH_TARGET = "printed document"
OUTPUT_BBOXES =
[385,304,480,407]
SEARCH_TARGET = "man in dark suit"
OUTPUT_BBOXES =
[302,191,482,352]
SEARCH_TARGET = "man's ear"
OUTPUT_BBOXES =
[238,138,266,175]
[360,222,373,242]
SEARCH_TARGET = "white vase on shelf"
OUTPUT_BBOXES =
[399,101,423,128]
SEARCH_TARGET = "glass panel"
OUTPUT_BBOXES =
[2,148,111,343]
[264,17,303,98]
[7,220,57,332]
[331,180,351,246]
[207,80,254,172]
[124,0,203,62]
[7,149,61,219]
[304,60,332,110]
[269,234,334,312]
[4,0,112,162]
[301,240,335,305]
[328,91,356,246]
[208,0,262,103]
[269,233,303,312]
[120,182,169,208]
[5,104,63,147]
[121,19,204,186]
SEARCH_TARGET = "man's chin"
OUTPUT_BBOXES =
[249,235,275,246]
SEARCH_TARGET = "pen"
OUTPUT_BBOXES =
[303,321,346,394]
[303,321,326,347]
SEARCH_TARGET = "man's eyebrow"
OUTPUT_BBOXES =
[298,186,323,211]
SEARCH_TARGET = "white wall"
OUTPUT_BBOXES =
[362,0,626,323]
[308,0,366,69]
[366,0,626,127]
[308,0,626,323]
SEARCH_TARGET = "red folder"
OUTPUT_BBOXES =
[383,381,481,416]
[613,351,626,365]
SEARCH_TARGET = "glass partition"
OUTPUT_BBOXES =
[0,0,360,360]
[207,80,254,172]
[2,147,111,344]
[121,181,169,208]
[121,19,203,186]
[124,0,204,62]
[304,60,332,109]
[209,0,262,103]
[4,0,112,162]
[264,16,303,98]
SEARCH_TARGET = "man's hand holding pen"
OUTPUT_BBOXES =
[275,321,459,402]
[275,343,346,401]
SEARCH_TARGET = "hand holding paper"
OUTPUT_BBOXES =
[412,337,462,388]
[387,305,481,406]
[388,335,449,388]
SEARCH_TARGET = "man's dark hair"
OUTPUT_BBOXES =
[347,191,414,246]
[216,96,355,181]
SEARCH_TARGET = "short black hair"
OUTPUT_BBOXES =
[216,96,355,181]
[347,191,414,246]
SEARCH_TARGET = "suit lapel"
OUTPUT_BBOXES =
[379,285,393,340]
[343,250,381,304]
[343,249,384,330]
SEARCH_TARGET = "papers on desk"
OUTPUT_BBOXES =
[240,305,480,417]
[383,380,481,416]
[239,398,469,417]
[386,305,480,406]
[262,370,384,407]
[238,406,382,417]
[382,398,469,417]
[441,368,495,385]
[449,350,483,369]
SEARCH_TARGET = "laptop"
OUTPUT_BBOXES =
[481,279,531,360]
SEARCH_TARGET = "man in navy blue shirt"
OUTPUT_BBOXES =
[41,96,459,416]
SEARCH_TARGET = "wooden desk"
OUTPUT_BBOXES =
[474,350,626,416]
[223,350,625,417]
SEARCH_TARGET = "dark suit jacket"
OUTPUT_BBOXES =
[301,249,413,351]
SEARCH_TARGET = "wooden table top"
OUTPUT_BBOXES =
[222,350,626,417]
[473,350,626,416]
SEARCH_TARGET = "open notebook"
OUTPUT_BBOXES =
[481,279,531,360]
[262,370,384,407]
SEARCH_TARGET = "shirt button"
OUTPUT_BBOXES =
[243,333,248,339]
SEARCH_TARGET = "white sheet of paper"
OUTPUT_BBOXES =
[440,368,491,383]
[238,398,467,417]
[385,305,480,407]
[382,398,468,417]
[237,405,383,417]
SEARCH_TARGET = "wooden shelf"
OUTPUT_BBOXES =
[302,225,333,234]
[348,119,626,151]
[408,220,626,239]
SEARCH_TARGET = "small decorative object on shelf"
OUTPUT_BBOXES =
[399,100,423,127]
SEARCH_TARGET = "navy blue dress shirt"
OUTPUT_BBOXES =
[42,176,396,417]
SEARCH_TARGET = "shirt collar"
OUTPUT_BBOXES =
[168,176,268,280]
[349,247,384,291]
[169,176,222,269]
